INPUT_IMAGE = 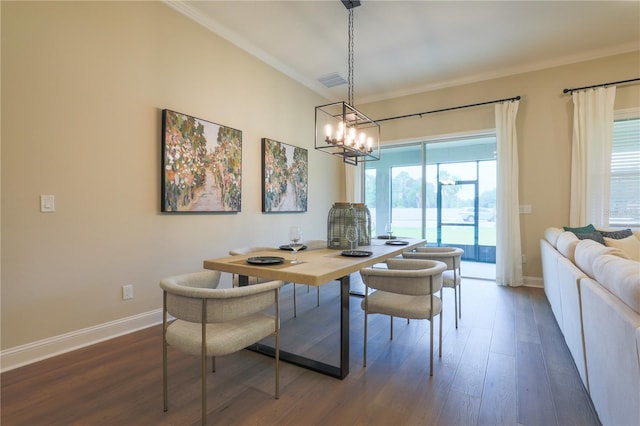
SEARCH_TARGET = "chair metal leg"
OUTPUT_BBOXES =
[453,286,458,329]
[456,265,462,319]
[429,316,434,376]
[390,316,394,340]
[162,292,168,412]
[316,286,320,307]
[275,289,280,399]
[163,339,168,412]
[439,310,443,358]
[293,283,297,318]
[458,279,462,319]
[201,354,206,426]
[363,312,368,367]
[201,300,207,426]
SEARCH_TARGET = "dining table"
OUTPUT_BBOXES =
[203,237,426,379]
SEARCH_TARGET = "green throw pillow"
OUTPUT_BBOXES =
[563,224,596,234]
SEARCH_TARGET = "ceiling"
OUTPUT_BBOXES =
[167,1,640,104]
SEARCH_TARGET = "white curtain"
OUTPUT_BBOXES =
[345,163,362,203]
[495,100,523,287]
[569,87,616,228]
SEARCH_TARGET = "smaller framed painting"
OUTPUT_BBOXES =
[262,138,308,213]
[161,109,242,213]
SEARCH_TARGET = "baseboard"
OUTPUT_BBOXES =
[524,275,544,288]
[0,308,163,373]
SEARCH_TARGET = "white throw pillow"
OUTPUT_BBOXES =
[556,231,579,262]
[604,235,640,262]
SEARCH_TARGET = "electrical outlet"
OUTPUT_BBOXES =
[122,284,133,300]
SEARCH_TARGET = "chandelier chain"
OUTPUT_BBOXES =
[348,8,354,106]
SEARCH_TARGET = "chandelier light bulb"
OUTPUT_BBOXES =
[358,132,366,150]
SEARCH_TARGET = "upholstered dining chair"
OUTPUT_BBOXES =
[228,246,278,287]
[360,258,447,376]
[160,270,284,425]
[402,247,464,328]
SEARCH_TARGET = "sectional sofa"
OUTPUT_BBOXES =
[540,226,639,426]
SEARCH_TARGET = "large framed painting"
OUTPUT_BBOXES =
[262,138,308,213]
[161,109,242,213]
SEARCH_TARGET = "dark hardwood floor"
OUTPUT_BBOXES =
[1,278,600,426]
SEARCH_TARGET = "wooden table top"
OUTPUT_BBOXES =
[203,238,426,286]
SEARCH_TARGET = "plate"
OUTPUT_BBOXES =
[385,240,409,246]
[246,256,285,265]
[341,250,373,257]
[279,244,307,251]
[377,235,396,240]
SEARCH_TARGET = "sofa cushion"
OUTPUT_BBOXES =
[576,231,605,245]
[604,235,640,262]
[592,254,640,315]
[556,231,579,262]
[564,224,596,234]
[575,239,630,279]
[544,227,564,248]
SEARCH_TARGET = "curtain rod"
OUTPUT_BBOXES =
[374,95,521,123]
[563,77,640,94]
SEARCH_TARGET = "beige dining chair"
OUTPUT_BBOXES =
[360,258,446,376]
[402,247,464,328]
[161,270,284,425]
[229,245,306,317]
[228,246,277,287]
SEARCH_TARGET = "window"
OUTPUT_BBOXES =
[610,115,640,228]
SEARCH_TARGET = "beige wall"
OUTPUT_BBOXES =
[1,1,639,355]
[1,1,341,350]
[362,51,640,279]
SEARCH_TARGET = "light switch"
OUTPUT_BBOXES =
[40,195,55,213]
[519,204,532,214]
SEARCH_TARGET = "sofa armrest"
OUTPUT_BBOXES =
[580,278,640,426]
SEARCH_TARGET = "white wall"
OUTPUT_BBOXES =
[1,1,342,364]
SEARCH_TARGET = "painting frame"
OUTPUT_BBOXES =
[261,138,308,213]
[161,109,242,213]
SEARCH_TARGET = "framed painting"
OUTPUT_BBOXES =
[161,109,242,212]
[262,138,308,213]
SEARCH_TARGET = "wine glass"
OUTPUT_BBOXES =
[289,226,304,264]
[345,225,358,252]
[385,222,393,239]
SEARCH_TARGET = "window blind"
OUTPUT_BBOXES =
[610,118,640,227]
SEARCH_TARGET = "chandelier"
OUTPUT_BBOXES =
[315,0,380,166]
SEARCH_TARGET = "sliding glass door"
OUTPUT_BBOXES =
[434,161,496,262]
[365,135,497,266]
